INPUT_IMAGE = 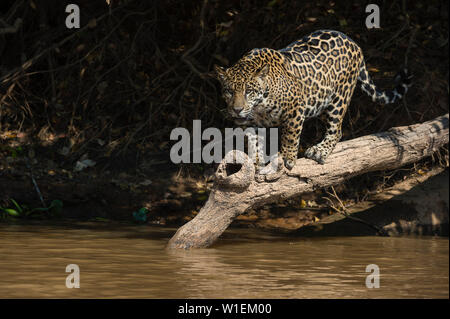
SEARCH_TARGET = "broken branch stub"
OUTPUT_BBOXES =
[214,150,255,190]
[167,114,449,249]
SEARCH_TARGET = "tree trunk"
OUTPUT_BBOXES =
[167,114,449,249]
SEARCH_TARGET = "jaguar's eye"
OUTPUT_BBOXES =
[223,89,233,97]
[245,88,254,96]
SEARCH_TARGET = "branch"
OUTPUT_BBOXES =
[181,0,209,78]
[167,114,449,249]
[0,18,22,35]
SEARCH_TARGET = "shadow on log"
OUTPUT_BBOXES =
[167,114,449,249]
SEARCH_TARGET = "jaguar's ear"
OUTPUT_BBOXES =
[255,64,269,80]
[214,65,226,82]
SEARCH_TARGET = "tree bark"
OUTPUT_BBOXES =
[167,114,449,249]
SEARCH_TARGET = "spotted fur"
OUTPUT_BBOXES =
[215,30,412,169]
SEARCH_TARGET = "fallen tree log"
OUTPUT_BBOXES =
[167,114,449,249]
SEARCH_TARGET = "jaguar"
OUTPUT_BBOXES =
[215,29,411,175]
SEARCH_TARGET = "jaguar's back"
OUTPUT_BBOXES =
[278,30,364,118]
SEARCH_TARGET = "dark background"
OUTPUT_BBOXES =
[0,0,448,223]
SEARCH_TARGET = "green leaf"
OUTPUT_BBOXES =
[2,208,20,217]
[25,200,63,216]
[133,208,148,223]
[138,207,149,214]
[10,199,23,213]
[49,200,63,214]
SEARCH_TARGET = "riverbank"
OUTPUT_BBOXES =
[1,143,448,237]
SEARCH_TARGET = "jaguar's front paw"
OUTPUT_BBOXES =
[304,145,328,164]
[255,159,285,182]
[284,158,295,170]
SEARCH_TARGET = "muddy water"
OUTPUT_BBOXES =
[0,223,448,298]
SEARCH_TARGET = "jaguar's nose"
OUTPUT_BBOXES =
[233,106,243,115]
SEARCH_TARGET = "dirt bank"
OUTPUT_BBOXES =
[296,168,448,236]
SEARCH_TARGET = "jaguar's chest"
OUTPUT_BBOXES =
[250,89,333,127]
[252,114,279,127]
[251,100,284,127]
[304,94,333,118]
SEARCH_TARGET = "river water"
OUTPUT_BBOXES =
[0,223,448,298]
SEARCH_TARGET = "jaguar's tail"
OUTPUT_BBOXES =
[357,60,412,104]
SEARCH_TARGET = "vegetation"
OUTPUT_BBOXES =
[0,198,62,219]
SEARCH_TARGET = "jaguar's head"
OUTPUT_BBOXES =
[214,53,270,126]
